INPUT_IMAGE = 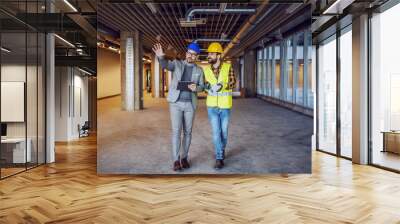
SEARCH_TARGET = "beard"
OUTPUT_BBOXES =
[186,57,195,63]
[208,57,217,64]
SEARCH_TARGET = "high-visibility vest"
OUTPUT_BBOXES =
[204,63,233,109]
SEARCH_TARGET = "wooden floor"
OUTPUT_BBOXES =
[0,135,400,223]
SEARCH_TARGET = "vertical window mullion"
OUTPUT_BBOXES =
[293,34,298,104]
[304,30,309,107]
[336,27,341,157]
[281,41,286,100]
[25,0,28,171]
[271,44,276,98]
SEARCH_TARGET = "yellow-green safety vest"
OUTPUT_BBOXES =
[204,63,233,109]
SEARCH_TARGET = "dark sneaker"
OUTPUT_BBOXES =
[173,160,182,171]
[180,157,190,169]
[214,159,224,169]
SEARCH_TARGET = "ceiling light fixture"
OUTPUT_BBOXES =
[63,0,78,12]
[54,34,75,48]
[146,3,158,14]
[323,0,355,15]
[286,3,302,14]
[108,46,120,53]
[78,67,93,76]
[1,47,11,53]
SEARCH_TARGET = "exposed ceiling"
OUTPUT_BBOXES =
[0,0,98,74]
[98,2,262,59]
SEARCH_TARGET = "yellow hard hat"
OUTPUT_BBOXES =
[207,42,223,53]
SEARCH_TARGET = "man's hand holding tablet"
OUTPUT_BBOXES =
[177,81,196,92]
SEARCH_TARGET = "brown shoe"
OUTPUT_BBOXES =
[173,160,182,171]
[180,157,190,169]
[214,159,224,170]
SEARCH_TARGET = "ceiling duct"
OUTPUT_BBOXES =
[223,3,278,57]
[180,5,256,27]
[179,18,207,28]
[194,38,231,43]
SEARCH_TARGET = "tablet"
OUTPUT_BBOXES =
[177,81,194,91]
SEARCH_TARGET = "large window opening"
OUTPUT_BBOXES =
[317,35,337,154]
[339,26,352,158]
[371,2,400,171]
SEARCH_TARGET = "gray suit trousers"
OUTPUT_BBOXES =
[169,101,195,161]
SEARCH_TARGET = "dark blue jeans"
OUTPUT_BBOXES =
[207,107,231,160]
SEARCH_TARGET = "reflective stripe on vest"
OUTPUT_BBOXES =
[204,63,232,109]
[206,91,233,97]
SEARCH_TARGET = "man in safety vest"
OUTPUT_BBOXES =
[204,42,236,169]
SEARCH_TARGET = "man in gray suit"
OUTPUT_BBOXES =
[152,42,204,171]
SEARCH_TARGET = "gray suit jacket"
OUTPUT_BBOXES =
[158,56,204,109]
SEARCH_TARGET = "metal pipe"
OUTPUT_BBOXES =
[195,38,231,42]
[223,2,277,57]
[185,7,256,22]
[234,3,309,56]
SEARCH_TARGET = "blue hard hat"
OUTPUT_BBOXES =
[187,42,201,54]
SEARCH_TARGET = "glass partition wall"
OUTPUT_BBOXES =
[0,1,46,179]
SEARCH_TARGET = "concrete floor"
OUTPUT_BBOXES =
[98,95,313,174]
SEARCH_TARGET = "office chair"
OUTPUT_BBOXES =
[78,121,90,138]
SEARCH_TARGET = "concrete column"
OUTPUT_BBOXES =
[152,54,161,98]
[232,59,241,92]
[240,58,245,89]
[352,14,369,164]
[46,32,55,163]
[120,31,143,111]
[167,71,172,92]
[243,50,257,97]
[88,77,97,131]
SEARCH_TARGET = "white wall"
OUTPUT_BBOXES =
[97,47,121,98]
[55,67,70,141]
[55,67,89,141]
[1,64,40,138]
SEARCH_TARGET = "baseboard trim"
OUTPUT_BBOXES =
[97,94,121,100]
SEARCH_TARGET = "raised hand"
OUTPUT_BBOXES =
[152,43,165,57]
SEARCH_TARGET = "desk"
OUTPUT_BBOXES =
[382,131,400,154]
[1,138,31,163]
